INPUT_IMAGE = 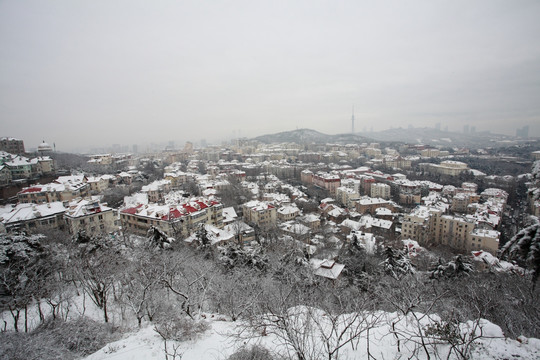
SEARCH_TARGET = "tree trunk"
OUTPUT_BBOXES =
[103,297,109,323]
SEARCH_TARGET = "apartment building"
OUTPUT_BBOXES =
[401,205,500,255]
[64,198,119,236]
[120,198,223,237]
[371,183,391,200]
[0,137,25,154]
[312,172,341,194]
[277,204,300,222]
[241,200,277,228]
[421,160,470,176]
[356,196,397,215]
[336,186,360,208]
[5,156,38,179]
[1,202,66,232]
[18,176,89,204]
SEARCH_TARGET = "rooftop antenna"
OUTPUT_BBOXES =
[351,105,355,134]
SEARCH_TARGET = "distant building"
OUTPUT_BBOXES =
[420,160,469,176]
[0,137,25,154]
[516,125,529,138]
[37,141,53,155]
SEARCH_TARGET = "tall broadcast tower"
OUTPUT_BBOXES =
[351,105,355,134]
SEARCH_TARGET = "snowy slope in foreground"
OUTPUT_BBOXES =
[84,309,540,360]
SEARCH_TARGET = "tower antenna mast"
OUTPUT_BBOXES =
[351,105,355,134]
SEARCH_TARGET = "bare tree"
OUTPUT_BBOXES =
[159,250,216,319]
[69,234,126,323]
[117,251,162,327]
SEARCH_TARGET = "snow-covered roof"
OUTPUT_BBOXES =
[279,221,311,235]
[358,215,392,230]
[471,250,523,274]
[340,219,361,231]
[298,213,320,223]
[277,204,300,215]
[357,196,390,205]
[122,197,221,220]
[243,200,274,211]
[470,228,500,240]
[224,221,253,234]
[185,224,234,246]
[222,207,238,223]
[65,198,113,218]
[0,202,67,224]
[311,258,345,280]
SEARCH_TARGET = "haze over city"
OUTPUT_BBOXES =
[1,0,540,152]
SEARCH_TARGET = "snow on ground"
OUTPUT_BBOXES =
[81,308,540,360]
[4,292,539,360]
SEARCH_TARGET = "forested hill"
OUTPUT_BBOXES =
[254,128,373,144]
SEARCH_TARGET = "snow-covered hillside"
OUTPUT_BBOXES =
[83,308,540,360]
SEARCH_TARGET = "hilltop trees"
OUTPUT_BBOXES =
[500,216,540,287]
[0,233,56,332]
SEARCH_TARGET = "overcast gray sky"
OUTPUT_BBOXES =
[1,0,540,152]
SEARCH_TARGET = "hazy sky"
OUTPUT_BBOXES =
[1,1,540,152]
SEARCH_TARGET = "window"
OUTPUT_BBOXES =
[98,215,103,220]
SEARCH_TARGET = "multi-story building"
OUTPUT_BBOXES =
[5,156,38,179]
[120,198,223,237]
[340,178,361,193]
[18,176,89,204]
[0,165,12,185]
[37,156,55,175]
[383,156,412,169]
[0,137,25,154]
[371,183,391,200]
[401,205,500,255]
[312,172,341,194]
[64,198,120,236]
[421,148,440,158]
[277,204,300,222]
[141,179,172,203]
[468,229,499,254]
[301,169,314,184]
[87,175,111,193]
[0,202,67,232]
[336,186,360,208]
[451,193,472,213]
[420,160,470,176]
[356,196,396,215]
[242,200,277,228]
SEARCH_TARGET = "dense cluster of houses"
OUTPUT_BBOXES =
[2,136,539,280]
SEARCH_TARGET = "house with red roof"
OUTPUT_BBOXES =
[120,197,223,238]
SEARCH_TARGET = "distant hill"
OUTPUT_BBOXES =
[253,127,533,149]
[254,128,372,144]
[358,127,528,148]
